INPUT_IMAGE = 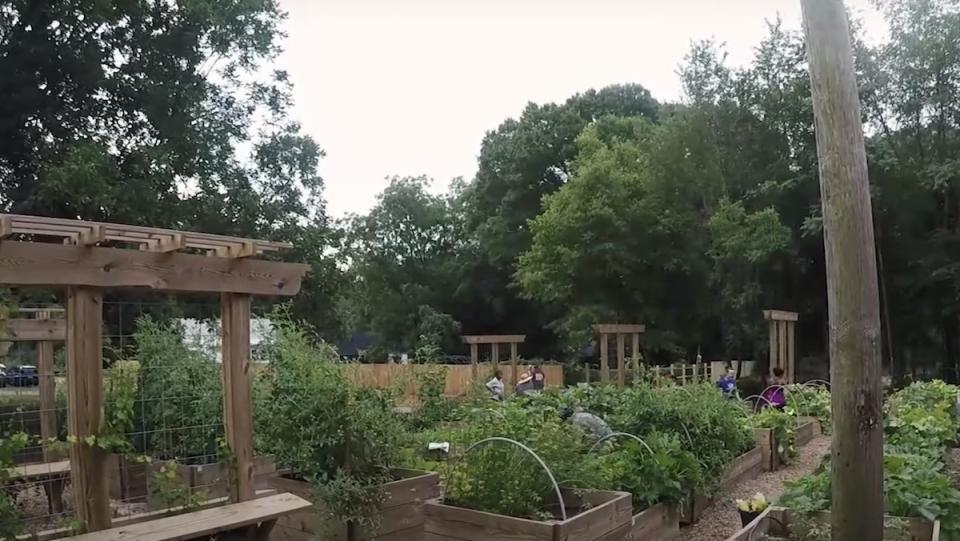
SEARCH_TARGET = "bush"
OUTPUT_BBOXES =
[135,317,222,462]
[257,309,405,531]
[748,407,797,465]
[784,384,831,435]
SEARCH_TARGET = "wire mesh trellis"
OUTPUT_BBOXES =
[0,294,281,537]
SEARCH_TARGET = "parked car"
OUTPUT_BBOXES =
[5,366,38,387]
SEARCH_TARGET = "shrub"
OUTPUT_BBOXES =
[749,407,797,465]
[257,309,405,531]
[135,317,222,463]
[784,384,831,435]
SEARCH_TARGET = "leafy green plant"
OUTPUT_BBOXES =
[135,317,223,462]
[749,407,797,465]
[257,308,405,532]
[149,459,207,511]
[100,360,140,454]
[0,432,28,540]
[784,385,831,435]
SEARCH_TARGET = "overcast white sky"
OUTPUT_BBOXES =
[275,0,884,218]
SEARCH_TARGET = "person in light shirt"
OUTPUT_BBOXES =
[485,369,505,400]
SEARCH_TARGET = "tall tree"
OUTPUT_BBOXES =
[801,0,884,538]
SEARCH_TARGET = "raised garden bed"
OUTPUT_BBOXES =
[628,501,679,541]
[423,488,632,541]
[794,417,821,447]
[681,444,764,525]
[269,468,440,541]
[108,455,276,505]
[726,506,941,541]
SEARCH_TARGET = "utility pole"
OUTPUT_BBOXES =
[800,1,884,539]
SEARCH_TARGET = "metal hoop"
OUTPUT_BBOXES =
[802,379,831,389]
[464,437,568,521]
[588,432,654,455]
[742,394,776,412]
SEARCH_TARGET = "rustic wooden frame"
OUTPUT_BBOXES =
[0,215,308,533]
[461,335,526,388]
[763,309,798,383]
[592,324,644,388]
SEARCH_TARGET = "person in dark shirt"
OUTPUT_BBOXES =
[716,368,737,399]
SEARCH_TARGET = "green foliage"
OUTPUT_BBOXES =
[749,408,798,465]
[0,433,28,540]
[100,360,140,454]
[149,460,207,511]
[784,385,832,435]
[135,317,223,462]
[257,309,404,531]
[782,380,960,536]
[585,432,703,510]
[410,365,458,430]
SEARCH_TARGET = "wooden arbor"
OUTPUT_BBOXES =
[0,214,308,533]
[462,335,525,387]
[763,310,798,383]
[592,324,644,388]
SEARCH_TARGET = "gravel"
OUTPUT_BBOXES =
[679,435,832,541]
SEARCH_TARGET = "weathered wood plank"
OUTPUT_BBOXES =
[222,293,255,502]
[0,241,307,295]
[67,492,311,541]
[1,318,65,341]
[616,333,625,390]
[556,491,631,541]
[599,335,609,384]
[628,502,679,541]
[762,310,799,322]
[424,501,553,541]
[592,324,645,334]
[461,335,526,345]
[67,287,111,531]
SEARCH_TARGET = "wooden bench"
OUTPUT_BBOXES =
[66,492,312,541]
[6,459,70,515]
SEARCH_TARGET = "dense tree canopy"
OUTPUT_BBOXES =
[3,0,960,380]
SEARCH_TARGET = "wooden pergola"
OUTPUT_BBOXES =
[0,214,308,533]
[461,335,525,387]
[592,324,644,389]
[763,309,799,383]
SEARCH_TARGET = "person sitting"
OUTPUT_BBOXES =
[763,367,787,409]
[560,406,612,441]
[716,368,738,399]
[531,365,546,390]
[485,370,505,401]
[515,372,537,396]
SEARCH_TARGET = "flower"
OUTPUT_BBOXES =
[736,492,769,512]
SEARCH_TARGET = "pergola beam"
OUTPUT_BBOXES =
[1,318,66,341]
[0,241,308,296]
[461,335,526,345]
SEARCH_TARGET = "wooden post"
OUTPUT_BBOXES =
[768,320,778,374]
[510,342,518,389]
[599,334,609,383]
[778,321,788,374]
[221,293,255,502]
[787,321,797,383]
[616,333,625,389]
[469,343,479,380]
[801,1,884,537]
[66,287,110,531]
[491,343,500,368]
[37,311,58,460]
[631,333,640,381]
[654,366,661,386]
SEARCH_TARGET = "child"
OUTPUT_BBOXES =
[716,368,737,399]
[763,367,787,409]
[486,369,505,400]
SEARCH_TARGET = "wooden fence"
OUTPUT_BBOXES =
[344,362,564,403]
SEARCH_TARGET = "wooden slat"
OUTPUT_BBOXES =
[510,343,519,391]
[470,343,478,380]
[629,502,680,541]
[616,333,625,390]
[762,309,799,322]
[778,321,788,374]
[1,318,66,341]
[768,320,777,374]
[491,343,500,367]
[787,320,796,383]
[0,216,11,238]
[592,324,645,334]
[67,287,111,531]
[0,241,307,296]
[556,491,632,541]
[67,493,311,541]
[599,334,609,383]
[37,312,61,463]
[631,333,640,380]
[461,335,526,345]
[221,293,255,502]
[8,460,70,481]
[424,501,553,541]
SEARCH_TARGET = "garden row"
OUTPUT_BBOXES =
[0,313,828,540]
[732,380,960,541]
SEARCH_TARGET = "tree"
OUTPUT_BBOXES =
[801,0,884,537]
[0,0,343,335]
[346,176,461,353]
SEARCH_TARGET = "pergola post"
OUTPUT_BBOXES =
[221,293,255,502]
[592,324,645,387]
[763,310,799,383]
[461,335,526,390]
[631,333,640,380]
[66,287,110,531]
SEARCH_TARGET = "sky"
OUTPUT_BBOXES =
[275,0,884,218]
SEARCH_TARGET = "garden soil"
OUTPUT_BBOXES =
[680,435,832,541]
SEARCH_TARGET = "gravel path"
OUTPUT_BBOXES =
[679,435,832,541]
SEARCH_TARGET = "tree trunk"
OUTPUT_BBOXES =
[800,1,885,540]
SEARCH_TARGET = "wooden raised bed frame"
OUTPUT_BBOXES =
[726,506,940,541]
[628,501,679,541]
[681,441,765,525]
[423,488,632,541]
[269,468,441,541]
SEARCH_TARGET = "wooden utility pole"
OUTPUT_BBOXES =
[801,1,884,539]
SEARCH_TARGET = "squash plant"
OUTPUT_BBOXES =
[784,384,832,435]
[0,432,27,540]
[257,309,405,532]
